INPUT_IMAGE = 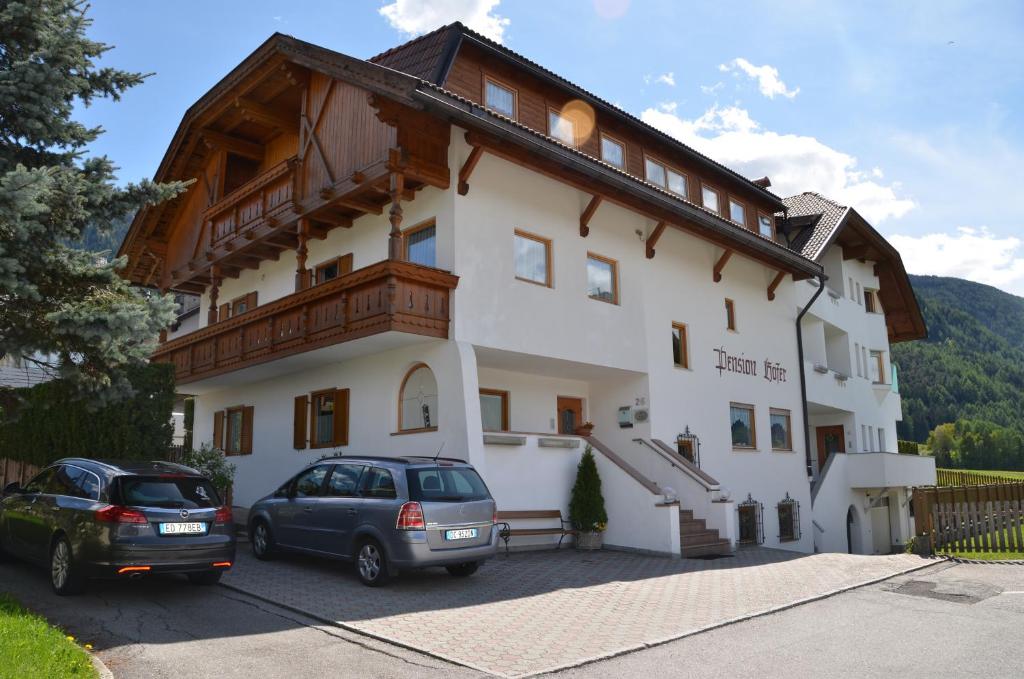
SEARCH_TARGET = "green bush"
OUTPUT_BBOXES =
[897,439,920,455]
[180,444,236,497]
[569,445,607,532]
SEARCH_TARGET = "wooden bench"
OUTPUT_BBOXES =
[496,510,577,554]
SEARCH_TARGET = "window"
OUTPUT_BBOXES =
[213,405,253,456]
[513,230,551,286]
[292,466,329,498]
[23,468,55,494]
[856,282,862,305]
[730,403,756,449]
[849,277,855,300]
[725,298,736,331]
[854,342,862,377]
[600,134,625,169]
[315,254,353,285]
[671,322,689,369]
[777,494,800,542]
[644,157,687,196]
[406,467,490,502]
[219,291,257,321]
[864,289,877,313]
[738,496,763,544]
[548,108,576,146]
[404,220,436,267]
[484,76,516,119]
[870,350,885,384]
[758,213,775,239]
[399,363,438,432]
[862,346,869,380]
[770,408,792,450]
[701,185,720,213]
[294,390,349,449]
[644,157,666,187]
[479,388,510,432]
[51,465,100,500]
[359,467,398,499]
[878,428,887,453]
[226,406,244,455]
[729,199,746,225]
[586,253,618,304]
[861,424,869,452]
[119,475,221,508]
[325,463,365,497]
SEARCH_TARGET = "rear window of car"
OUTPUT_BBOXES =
[406,467,490,503]
[117,476,221,509]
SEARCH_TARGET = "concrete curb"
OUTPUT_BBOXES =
[949,555,1024,565]
[90,652,114,679]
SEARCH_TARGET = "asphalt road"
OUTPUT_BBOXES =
[2,558,1021,678]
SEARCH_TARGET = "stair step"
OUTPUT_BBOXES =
[681,530,722,547]
[678,519,707,534]
[678,509,694,521]
[681,539,732,557]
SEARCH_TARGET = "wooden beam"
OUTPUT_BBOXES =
[457,144,484,196]
[713,249,733,283]
[333,196,384,216]
[199,129,264,161]
[234,97,296,131]
[579,195,602,238]
[645,221,668,259]
[842,243,872,261]
[767,270,787,301]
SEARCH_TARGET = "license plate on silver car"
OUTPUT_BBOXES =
[159,522,206,535]
[444,528,477,541]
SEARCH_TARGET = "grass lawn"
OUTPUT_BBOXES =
[959,469,1024,480]
[939,526,1024,561]
[0,593,96,679]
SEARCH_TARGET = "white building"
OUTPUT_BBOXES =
[119,25,933,557]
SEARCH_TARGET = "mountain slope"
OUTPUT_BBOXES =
[894,275,1024,441]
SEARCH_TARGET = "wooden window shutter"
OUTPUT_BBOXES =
[339,253,354,275]
[212,410,225,450]
[293,395,308,450]
[246,291,258,310]
[240,406,254,455]
[218,302,230,322]
[332,388,350,446]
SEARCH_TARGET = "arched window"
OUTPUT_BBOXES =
[399,363,438,432]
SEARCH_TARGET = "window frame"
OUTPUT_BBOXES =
[643,154,688,197]
[479,388,510,432]
[482,73,518,120]
[585,251,619,305]
[599,132,626,170]
[397,362,440,434]
[864,288,877,313]
[224,405,245,455]
[547,106,578,147]
[701,183,722,214]
[730,402,757,450]
[728,198,747,226]
[870,350,886,384]
[769,408,793,451]
[513,229,553,287]
[402,218,437,267]
[757,212,776,240]
[671,322,689,369]
[309,389,338,449]
[314,254,353,285]
[725,298,737,331]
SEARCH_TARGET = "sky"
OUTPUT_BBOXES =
[79,0,1024,295]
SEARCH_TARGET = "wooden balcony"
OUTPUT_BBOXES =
[154,260,458,384]
[205,157,298,247]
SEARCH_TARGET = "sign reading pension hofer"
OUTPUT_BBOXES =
[714,347,788,383]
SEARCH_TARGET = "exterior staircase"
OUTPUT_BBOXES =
[679,509,731,557]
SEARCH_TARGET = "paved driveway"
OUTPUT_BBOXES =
[223,547,934,677]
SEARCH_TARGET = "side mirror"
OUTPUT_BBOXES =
[3,482,23,495]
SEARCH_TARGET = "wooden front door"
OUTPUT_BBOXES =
[556,397,584,435]
[815,425,846,470]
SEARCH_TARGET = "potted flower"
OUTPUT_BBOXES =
[574,421,595,436]
[569,445,608,550]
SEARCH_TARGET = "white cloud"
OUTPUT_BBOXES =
[700,81,724,95]
[720,58,799,99]
[888,227,1024,295]
[644,72,676,87]
[640,103,915,224]
[379,0,509,43]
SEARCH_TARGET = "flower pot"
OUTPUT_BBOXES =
[574,424,594,436]
[576,530,604,550]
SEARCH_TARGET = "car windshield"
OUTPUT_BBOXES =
[406,466,490,503]
[117,476,221,509]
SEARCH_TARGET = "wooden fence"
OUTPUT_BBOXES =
[937,469,1018,486]
[913,482,1024,554]
[0,458,41,489]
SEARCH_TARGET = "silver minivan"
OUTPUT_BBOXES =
[247,456,498,585]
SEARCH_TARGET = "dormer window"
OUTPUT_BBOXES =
[484,76,517,119]
[701,185,721,214]
[548,108,577,147]
[644,156,687,197]
[600,134,625,169]
[758,213,775,239]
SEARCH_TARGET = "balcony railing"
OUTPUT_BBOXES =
[153,260,458,384]
[205,157,298,246]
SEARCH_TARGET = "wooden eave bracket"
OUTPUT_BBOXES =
[199,128,264,161]
[457,144,484,196]
[234,97,296,132]
[580,195,602,238]
[646,221,667,259]
[767,270,787,301]
[713,249,733,283]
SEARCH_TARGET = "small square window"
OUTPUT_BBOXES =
[586,253,618,304]
[758,214,775,239]
[484,77,516,119]
[317,261,339,284]
[725,298,736,331]
[770,409,792,450]
[514,230,551,286]
[644,157,666,187]
[600,135,625,169]
[729,199,746,225]
[730,403,756,448]
[667,169,687,197]
[702,185,720,213]
[672,322,688,368]
[548,109,576,146]
[404,221,436,267]
[479,389,509,432]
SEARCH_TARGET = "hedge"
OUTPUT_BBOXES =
[897,439,921,455]
[0,363,175,466]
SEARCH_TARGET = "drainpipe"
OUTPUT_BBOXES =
[797,274,828,479]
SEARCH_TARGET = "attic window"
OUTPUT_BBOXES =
[548,109,577,147]
[644,157,687,197]
[701,185,721,214]
[484,76,516,119]
[758,213,775,239]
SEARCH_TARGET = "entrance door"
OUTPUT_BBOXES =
[556,397,584,435]
[815,425,845,471]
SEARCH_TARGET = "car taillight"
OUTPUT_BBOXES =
[492,508,498,525]
[95,505,149,524]
[396,501,425,530]
[214,506,233,526]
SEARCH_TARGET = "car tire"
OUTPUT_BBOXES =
[187,570,223,586]
[445,561,480,577]
[50,536,85,596]
[250,519,276,560]
[355,539,390,587]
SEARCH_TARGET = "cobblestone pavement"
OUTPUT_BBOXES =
[222,547,934,677]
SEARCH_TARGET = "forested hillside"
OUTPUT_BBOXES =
[894,275,1024,443]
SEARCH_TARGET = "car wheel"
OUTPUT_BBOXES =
[356,539,390,587]
[445,561,480,577]
[250,519,276,560]
[187,570,223,586]
[50,536,85,596]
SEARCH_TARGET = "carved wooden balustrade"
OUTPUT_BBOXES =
[153,260,457,384]
[205,157,298,246]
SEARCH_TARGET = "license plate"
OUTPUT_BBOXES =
[159,522,206,535]
[444,528,478,541]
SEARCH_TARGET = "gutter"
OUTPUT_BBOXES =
[797,274,828,478]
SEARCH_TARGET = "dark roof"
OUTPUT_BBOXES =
[56,458,203,477]
[782,192,850,259]
[371,22,784,209]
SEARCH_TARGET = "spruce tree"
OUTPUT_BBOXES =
[569,445,608,532]
[0,0,185,402]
